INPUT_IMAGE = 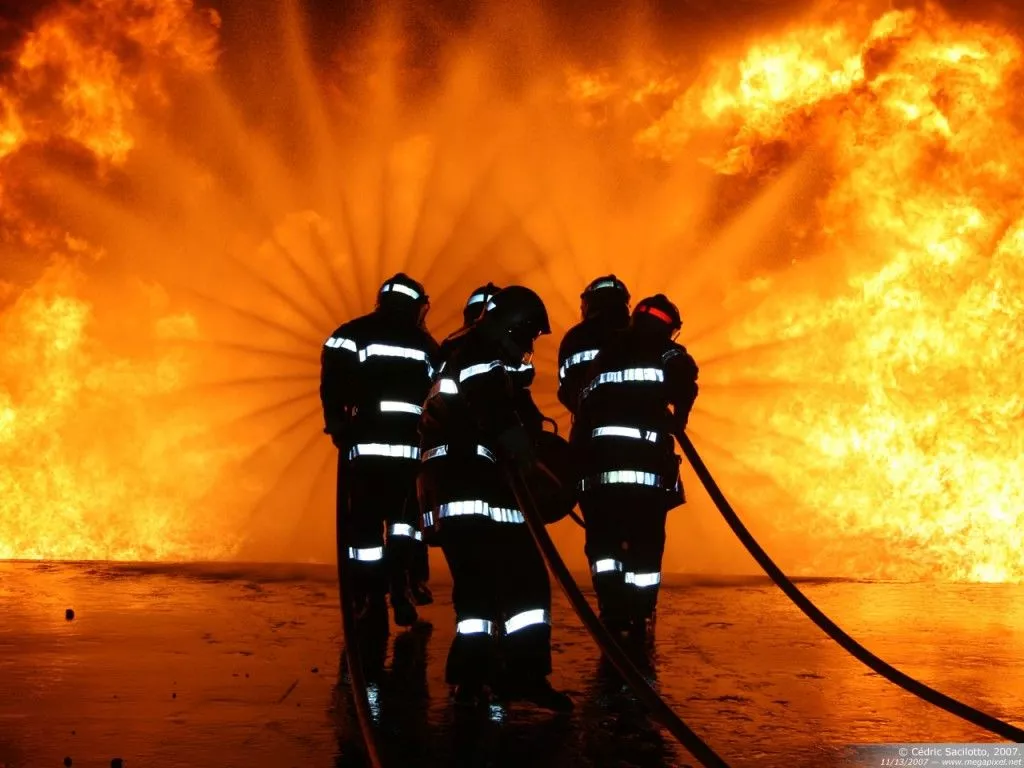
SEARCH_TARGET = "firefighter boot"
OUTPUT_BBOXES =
[454,681,489,709]
[626,610,657,661]
[393,602,420,627]
[499,676,574,713]
[597,584,630,635]
[391,582,431,629]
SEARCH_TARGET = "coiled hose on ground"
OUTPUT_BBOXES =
[676,431,1024,743]
[508,467,731,768]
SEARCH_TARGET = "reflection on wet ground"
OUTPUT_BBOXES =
[1,562,1022,768]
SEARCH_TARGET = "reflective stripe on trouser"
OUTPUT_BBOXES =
[348,443,420,460]
[590,559,660,588]
[588,557,629,621]
[422,499,525,528]
[440,521,552,685]
[580,486,670,623]
[420,444,497,463]
[341,455,427,611]
[388,522,423,542]
[579,470,666,491]
[625,571,661,588]
[591,425,660,442]
[348,546,384,562]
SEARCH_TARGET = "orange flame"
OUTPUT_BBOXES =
[625,3,1024,581]
[1,0,1023,581]
[0,1,241,560]
[2,0,218,163]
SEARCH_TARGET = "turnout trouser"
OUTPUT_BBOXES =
[338,455,428,612]
[579,485,671,624]
[438,517,552,687]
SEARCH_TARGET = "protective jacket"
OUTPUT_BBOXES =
[573,327,698,502]
[441,326,535,389]
[418,329,545,527]
[557,313,627,416]
[321,311,440,455]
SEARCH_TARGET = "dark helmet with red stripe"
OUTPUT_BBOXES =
[631,294,682,340]
[581,274,630,321]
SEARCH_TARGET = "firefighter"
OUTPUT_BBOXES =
[320,273,440,629]
[557,275,631,418]
[573,293,699,642]
[417,285,574,712]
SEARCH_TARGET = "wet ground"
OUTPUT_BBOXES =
[1,562,1022,768]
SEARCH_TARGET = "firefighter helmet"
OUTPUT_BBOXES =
[463,282,501,326]
[631,294,682,339]
[581,274,630,320]
[479,285,551,364]
[377,273,429,325]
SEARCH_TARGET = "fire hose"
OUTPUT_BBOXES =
[676,431,1024,743]
[335,461,387,768]
[507,466,731,768]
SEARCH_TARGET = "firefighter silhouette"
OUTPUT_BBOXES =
[321,273,439,630]
[417,286,574,712]
[572,294,698,642]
